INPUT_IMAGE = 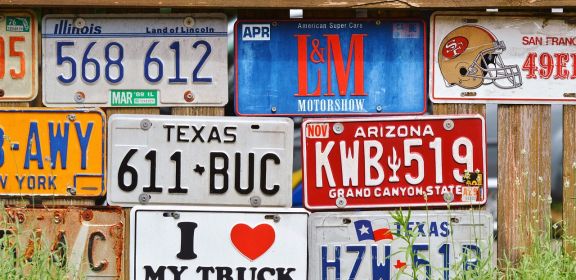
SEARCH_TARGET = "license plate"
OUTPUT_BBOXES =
[42,14,227,107]
[107,115,293,207]
[131,206,308,280]
[235,19,426,116]
[431,12,576,104]
[1,206,125,278]
[309,210,493,280]
[302,115,486,210]
[0,108,105,197]
[0,10,38,101]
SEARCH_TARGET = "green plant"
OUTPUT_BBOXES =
[0,206,84,280]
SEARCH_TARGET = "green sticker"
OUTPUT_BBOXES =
[6,16,30,32]
[111,90,158,106]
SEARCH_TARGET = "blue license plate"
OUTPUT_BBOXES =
[235,19,427,116]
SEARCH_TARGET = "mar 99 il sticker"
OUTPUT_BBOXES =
[431,12,576,103]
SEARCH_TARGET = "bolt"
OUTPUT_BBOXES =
[15,212,25,223]
[376,20,381,25]
[54,212,63,224]
[184,91,194,102]
[171,212,180,219]
[273,215,281,223]
[67,186,76,195]
[67,114,76,121]
[333,123,344,134]
[271,106,277,113]
[0,89,4,97]
[74,92,85,103]
[74,17,86,28]
[140,119,152,130]
[82,210,93,221]
[272,22,278,27]
[139,193,151,204]
[183,17,195,27]
[450,217,460,223]
[443,119,454,131]
[443,192,454,203]
[336,197,347,208]
[376,105,382,112]
[250,196,262,207]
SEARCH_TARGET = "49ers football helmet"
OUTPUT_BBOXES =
[438,25,522,89]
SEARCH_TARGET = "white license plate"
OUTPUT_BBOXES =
[130,206,308,280]
[42,14,227,107]
[107,115,294,207]
[309,211,493,280]
[0,10,38,101]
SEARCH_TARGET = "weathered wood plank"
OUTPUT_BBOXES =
[3,0,574,8]
[563,105,576,255]
[497,105,551,265]
[432,103,486,117]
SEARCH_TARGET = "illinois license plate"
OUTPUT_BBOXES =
[309,210,493,280]
[42,13,227,107]
[1,206,125,278]
[235,19,426,116]
[107,115,293,207]
[0,10,38,101]
[431,12,576,103]
[131,206,308,280]
[0,108,105,197]
[302,115,486,210]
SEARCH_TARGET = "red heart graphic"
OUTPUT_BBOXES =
[230,223,275,261]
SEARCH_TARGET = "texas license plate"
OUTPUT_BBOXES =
[235,19,426,116]
[42,14,227,107]
[131,206,308,280]
[1,206,125,278]
[309,210,493,280]
[107,115,293,207]
[302,115,486,210]
[431,12,576,103]
[0,10,38,101]
[0,108,105,197]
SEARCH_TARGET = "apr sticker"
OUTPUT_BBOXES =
[6,16,30,32]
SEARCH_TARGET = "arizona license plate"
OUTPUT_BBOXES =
[0,10,38,101]
[42,14,227,107]
[309,210,493,280]
[302,115,486,210]
[131,206,308,280]
[107,115,293,207]
[235,19,426,116]
[0,108,105,197]
[1,206,125,278]
[431,12,576,103]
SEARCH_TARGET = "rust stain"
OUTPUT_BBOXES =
[81,209,93,221]
[111,222,124,276]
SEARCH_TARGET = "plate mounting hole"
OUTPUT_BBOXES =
[251,124,260,130]
[342,218,351,224]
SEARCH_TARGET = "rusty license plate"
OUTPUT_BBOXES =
[1,206,125,278]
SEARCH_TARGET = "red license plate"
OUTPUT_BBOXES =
[302,115,486,210]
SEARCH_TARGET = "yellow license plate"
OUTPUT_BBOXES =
[0,108,105,196]
[0,10,38,101]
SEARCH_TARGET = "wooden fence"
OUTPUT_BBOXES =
[0,1,574,278]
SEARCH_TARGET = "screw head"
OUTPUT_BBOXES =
[67,186,76,195]
[184,91,194,102]
[67,114,76,121]
[443,192,454,203]
[336,197,347,208]
[138,193,151,204]
[272,21,278,27]
[376,20,382,25]
[272,215,281,223]
[82,210,93,221]
[171,212,180,219]
[250,196,262,207]
[140,119,152,130]
[183,17,195,27]
[74,17,86,28]
[53,212,63,224]
[271,106,277,113]
[443,119,454,131]
[376,105,382,112]
[74,92,85,103]
[15,212,25,223]
[333,123,344,134]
